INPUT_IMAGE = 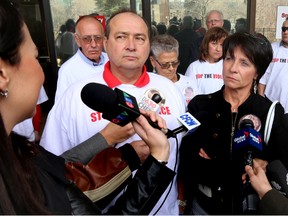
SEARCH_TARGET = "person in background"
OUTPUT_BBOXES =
[55,24,66,61]
[0,1,175,214]
[167,24,179,36]
[55,15,109,102]
[235,18,248,33]
[178,32,288,214]
[40,8,186,215]
[191,10,224,62]
[174,15,200,74]
[156,22,167,35]
[258,17,288,113]
[60,18,78,64]
[185,27,228,94]
[223,19,231,33]
[151,25,158,37]
[150,34,198,105]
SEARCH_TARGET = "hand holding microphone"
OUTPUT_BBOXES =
[245,160,272,200]
[99,122,135,146]
[81,83,172,137]
[81,83,201,139]
[233,118,263,214]
[132,109,170,162]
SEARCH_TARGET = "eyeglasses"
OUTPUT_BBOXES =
[282,27,288,32]
[207,19,222,24]
[76,35,103,44]
[155,59,180,69]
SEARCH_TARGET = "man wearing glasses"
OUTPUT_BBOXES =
[258,17,288,113]
[205,10,224,30]
[55,15,109,102]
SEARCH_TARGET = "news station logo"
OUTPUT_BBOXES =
[122,91,135,109]
[177,113,201,135]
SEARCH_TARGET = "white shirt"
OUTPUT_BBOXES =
[41,65,186,215]
[55,50,109,102]
[175,73,199,105]
[185,59,224,94]
[260,42,288,113]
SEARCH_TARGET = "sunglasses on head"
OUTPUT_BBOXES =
[282,27,288,32]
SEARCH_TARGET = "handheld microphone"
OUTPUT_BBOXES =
[81,82,140,126]
[138,92,162,112]
[266,160,288,198]
[172,112,201,136]
[81,83,201,138]
[81,83,175,136]
[233,118,262,214]
[233,119,263,165]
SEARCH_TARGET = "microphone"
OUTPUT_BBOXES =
[81,82,140,127]
[233,119,262,159]
[81,82,174,136]
[81,83,201,138]
[266,160,288,198]
[172,112,201,137]
[138,91,162,112]
[233,118,263,214]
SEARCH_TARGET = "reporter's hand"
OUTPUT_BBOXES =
[132,110,169,162]
[130,140,150,163]
[100,122,135,146]
[242,158,268,183]
[254,158,268,172]
[245,159,272,200]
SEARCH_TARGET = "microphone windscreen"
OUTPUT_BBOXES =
[151,93,162,104]
[267,160,288,197]
[81,82,117,113]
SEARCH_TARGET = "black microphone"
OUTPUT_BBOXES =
[81,82,174,136]
[266,160,288,198]
[137,89,163,113]
[233,118,263,214]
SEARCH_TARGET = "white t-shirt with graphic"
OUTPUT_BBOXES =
[175,73,199,105]
[185,59,224,94]
[260,42,288,113]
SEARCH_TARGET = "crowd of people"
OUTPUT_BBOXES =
[1,0,288,214]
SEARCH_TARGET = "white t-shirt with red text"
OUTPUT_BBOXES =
[185,59,224,94]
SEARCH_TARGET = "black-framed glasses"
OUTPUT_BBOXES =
[282,27,288,32]
[155,59,180,69]
[76,34,103,44]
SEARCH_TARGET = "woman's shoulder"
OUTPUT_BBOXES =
[188,90,223,113]
[34,146,68,184]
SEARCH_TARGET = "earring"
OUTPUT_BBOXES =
[0,89,8,98]
[253,79,257,94]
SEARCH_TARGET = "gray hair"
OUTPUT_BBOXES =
[150,34,179,58]
[205,10,224,21]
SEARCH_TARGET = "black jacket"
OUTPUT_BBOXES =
[259,189,288,214]
[178,87,288,214]
[35,145,175,215]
